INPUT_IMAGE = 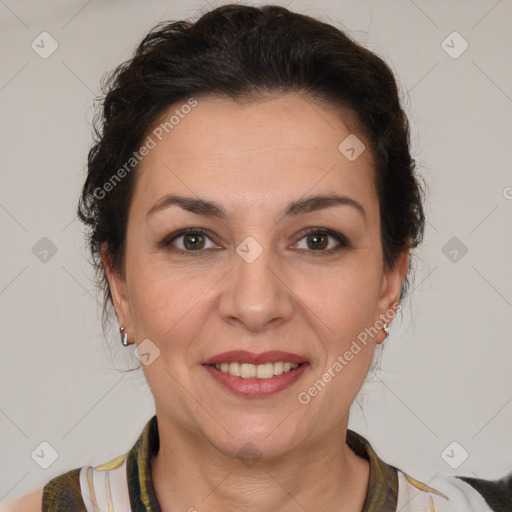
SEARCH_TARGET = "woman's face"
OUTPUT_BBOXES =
[105,93,407,459]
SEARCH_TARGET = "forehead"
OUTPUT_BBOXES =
[132,93,377,215]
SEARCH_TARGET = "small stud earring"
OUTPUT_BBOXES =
[382,323,390,339]
[119,326,129,346]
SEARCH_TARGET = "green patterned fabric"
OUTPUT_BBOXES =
[42,468,86,511]
[347,427,398,511]
[125,415,161,511]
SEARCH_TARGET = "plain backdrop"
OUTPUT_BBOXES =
[1,0,511,503]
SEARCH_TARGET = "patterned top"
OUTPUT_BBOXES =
[40,415,510,511]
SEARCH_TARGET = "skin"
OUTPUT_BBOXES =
[103,93,409,512]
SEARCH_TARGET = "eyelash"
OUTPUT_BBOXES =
[158,228,349,257]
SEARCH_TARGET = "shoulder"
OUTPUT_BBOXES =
[1,487,43,512]
[2,467,85,512]
[396,469,512,512]
[456,473,512,512]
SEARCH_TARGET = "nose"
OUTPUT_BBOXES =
[218,239,295,332]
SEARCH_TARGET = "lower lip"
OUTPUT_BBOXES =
[203,364,309,398]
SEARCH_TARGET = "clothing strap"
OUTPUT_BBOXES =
[78,455,131,512]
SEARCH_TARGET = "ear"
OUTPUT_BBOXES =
[101,243,132,333]
[374,241,410,344]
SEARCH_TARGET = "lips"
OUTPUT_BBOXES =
[202,350,309,398]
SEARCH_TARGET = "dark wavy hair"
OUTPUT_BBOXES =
[78,3,425,329]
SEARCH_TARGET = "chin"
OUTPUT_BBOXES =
[201,412,312,463]
[214,434,299,464]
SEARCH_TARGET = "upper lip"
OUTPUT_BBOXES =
[203,350,308,365]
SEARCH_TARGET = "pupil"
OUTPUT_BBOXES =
[308,234,327,250]
[185,234,204,250]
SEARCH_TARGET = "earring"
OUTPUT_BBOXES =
[382,322,390,339]
[119,326,129,346]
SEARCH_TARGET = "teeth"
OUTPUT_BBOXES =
[213,361,300,379]
[241,363,256,378]
[256,363,273,379]
[273,361,284,375]
[229,362,241,376]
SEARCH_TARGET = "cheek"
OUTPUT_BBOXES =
[303,267,381,398]
[300,258,382,329]
[126,255,220,349]
[293,257,383,376]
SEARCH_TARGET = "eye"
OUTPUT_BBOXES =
[158,229,219,255]
[158,227,349,256]
[294,228,349,255]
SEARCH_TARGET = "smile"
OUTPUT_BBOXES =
[202,350,309,397]
[209,361,301,379]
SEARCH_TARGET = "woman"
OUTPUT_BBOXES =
[5,4,510,511]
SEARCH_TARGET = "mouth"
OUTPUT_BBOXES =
[202,350,309,397]
[207,361,304,379]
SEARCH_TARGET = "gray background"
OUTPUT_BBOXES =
[1,0,511,504]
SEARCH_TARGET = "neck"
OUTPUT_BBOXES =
[150,415,370,512]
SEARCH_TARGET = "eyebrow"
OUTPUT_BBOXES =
[146,193,367,223]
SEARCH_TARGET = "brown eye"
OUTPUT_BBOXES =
[158,229,218,254]
[306,233,328,250]
[183,233,206,250]
[295,229,349,254]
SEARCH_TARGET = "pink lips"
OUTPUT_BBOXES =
[202,350,309,398]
